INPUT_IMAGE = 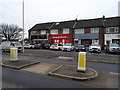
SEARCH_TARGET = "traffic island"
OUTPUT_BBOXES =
[1,60,40,69]
[48,65,98,80]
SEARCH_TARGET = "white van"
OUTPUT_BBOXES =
[1,41,22,52]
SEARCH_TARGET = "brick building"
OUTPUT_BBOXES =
[28,16,120,49]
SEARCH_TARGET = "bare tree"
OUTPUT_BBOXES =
[0,24,23,41]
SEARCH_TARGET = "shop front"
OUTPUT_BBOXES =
[50,34,70,45]
[105,34,120,45]
[75,33,99,46]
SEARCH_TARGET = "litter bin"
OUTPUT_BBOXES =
[10,48,18,61]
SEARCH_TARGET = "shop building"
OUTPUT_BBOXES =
[74,16,120,49]
[74,18,105,49]
[28,22,55,44]
[29,16,120,49]
[49,20,76,45]
[104,17,120,45]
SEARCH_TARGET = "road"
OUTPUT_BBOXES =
[1,49,119,88]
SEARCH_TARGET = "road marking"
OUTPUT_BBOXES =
[58,56,74,60]
[110,72,120,75]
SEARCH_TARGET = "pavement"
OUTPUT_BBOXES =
[1,59,40,69]
[1,59,98,81]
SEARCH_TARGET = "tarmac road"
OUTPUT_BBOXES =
[1,50,119,88]
[2,67,99,88]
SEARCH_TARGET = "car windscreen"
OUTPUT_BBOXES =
[64,44,71,46]
[14,43,21,46]
[52,44,57,46]
[77,45,84,47]
[91,44,100,46]
[109,44,119,47]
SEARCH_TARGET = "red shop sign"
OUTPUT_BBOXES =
[50,34,70,39]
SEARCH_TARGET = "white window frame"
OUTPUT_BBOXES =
[106,27,118,33]
[75,29,84,34]
[63,28,69,34]
[91,28,99,33]
[50,29,58,34]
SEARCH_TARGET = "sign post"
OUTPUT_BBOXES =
[77,52,86,72]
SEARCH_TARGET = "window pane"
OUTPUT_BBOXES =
[106,27,118,33]
[75,29,84,34]
[41,30,46,35]
[91,28,99,33]
[50,29,58,34]
[63,29,69,34]
[31,31,40,35]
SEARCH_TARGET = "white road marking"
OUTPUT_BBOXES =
[110,72,120,75]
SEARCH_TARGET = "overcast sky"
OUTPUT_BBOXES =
[0,0,120,38]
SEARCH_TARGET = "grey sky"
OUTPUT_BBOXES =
[0,0,120,38]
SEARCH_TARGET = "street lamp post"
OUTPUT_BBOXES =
[22,0,24,53]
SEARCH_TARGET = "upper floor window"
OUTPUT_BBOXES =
[50,29,58,34]
[75,29,84,34]
[106,27,118,33]
[31,31,40,36]
[63,29,69,34]
[91,28,99,33]
[41,30,46,35]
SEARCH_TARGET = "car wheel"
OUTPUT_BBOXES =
[58,48,60,51]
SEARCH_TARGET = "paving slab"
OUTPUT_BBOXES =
[21,63,60,75]
[48,65,98,80]
[1,60,40,69]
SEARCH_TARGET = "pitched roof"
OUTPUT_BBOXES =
[50,20,76,29]
[29,22,55,31]
[29,16,120,31]
[75,16,120,28]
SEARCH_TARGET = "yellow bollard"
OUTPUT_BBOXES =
[77,52,86,72]
[10,48,18,61]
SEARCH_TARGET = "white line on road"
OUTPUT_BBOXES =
[110,72,120,75]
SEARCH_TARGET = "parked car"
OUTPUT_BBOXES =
[1,41,22,52]
[106,43,120,54]
[43,44,51,49]
[62,43,74,51]
[24,43,35,49]
[89,44,101,53]
[75,44,86,52]
[34,43,45,49]
[50,44,62,50]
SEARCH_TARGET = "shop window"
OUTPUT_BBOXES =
[50,29,58,34]
[106,27,118,33]
[39,35,47,39]
[92,39,99,44]
[75,29,84,34]
[63,29,69,34]
[91,28,99,33]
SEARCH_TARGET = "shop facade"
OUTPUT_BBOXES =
[50,34,70,45]
[28,16,120,49]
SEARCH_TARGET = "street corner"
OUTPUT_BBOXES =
[1,59,40,69]
[21,63,60,75]
[48,65,98,81]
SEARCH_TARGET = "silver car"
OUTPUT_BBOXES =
[106,43,120,54]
